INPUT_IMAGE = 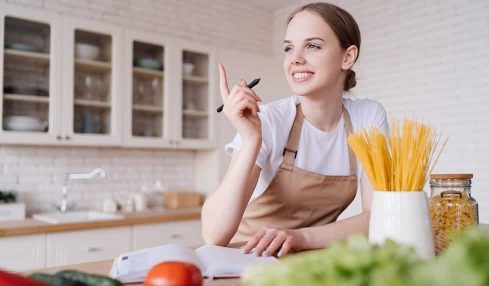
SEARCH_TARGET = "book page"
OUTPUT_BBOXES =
[110,244,203,283]
[195,245,278,279]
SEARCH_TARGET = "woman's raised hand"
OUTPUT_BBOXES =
[219,63,262,142]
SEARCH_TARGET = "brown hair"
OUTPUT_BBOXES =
[287,2,361,91]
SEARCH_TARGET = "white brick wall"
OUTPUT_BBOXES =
[0,146,195,214]
[273,0,489,223]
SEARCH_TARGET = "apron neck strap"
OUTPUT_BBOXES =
[281,104,304,170]
[281,103,357,177]
[342,105,357,176]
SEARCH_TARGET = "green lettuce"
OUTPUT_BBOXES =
[243,228,489,286]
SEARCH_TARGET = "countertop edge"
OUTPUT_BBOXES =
[0,208,201,237]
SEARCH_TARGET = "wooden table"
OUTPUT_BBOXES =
[34,259,241,286]
[31,224,489,286]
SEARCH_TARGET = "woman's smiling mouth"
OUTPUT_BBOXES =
[292,71,314,82]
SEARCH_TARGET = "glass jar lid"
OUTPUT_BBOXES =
[430,174,473,180]
[430,173,473,188]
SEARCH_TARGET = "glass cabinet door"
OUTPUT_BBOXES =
[62,18,121,146]
[72,29,112,136]
[131,41,164,138]
[2,16,51,135]
[181,50,210,141]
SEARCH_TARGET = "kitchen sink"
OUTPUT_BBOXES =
[32,210,124,224]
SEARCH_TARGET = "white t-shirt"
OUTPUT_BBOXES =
[225,95,389,202]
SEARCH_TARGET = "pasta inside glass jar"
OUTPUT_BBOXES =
[429,174,478,255]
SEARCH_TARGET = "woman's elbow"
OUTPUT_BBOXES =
[202,231,231,246]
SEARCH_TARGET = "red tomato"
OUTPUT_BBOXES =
[144,261,203,286]
[0,269,48,286]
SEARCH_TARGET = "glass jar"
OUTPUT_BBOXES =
[429,174,478,254]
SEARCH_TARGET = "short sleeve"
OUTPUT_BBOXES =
[224,111,273,169]
[373,101,389,135]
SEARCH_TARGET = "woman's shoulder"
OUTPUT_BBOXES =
[343,97,384,111]
[343,97,387,128]
[259,95,297,124]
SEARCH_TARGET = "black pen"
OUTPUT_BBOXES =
[217,78,261,113]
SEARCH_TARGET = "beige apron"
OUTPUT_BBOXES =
[232,103,358,242]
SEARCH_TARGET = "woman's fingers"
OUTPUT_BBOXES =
[219,62,230,102]
[277,239,292,257]
[226,90,260,116]
[242,228,267,254]
[264,231,288,257]
[235,98,259,117]
[253,230,278,256]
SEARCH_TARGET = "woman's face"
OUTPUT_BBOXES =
[283,10,346,97]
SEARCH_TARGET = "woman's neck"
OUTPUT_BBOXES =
[299,87,344,132]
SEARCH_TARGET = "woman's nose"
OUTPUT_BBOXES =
[291,52,306,65]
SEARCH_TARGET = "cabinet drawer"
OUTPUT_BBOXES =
[133,220,203,250]
[46,226,131,267]
[0,234,46,271]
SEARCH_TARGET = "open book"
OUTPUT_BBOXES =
[109,244,278,283]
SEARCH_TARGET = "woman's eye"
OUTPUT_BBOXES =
[283,46,293,52]
[307,44,320,49]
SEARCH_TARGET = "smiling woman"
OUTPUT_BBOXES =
[201,2,388,258]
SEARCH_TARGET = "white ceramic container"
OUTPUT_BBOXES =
[369,190,435,260]
[75,43,100,60]
[0,203,26,221]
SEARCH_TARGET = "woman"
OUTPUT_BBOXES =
[201,2,388,257]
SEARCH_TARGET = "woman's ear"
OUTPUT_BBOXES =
[341,45,358,71]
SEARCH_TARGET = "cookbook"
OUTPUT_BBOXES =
[109,244,277,283]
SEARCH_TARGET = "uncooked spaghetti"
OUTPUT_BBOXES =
[347,120,447,191]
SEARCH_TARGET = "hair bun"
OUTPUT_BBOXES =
[344,69,357,91]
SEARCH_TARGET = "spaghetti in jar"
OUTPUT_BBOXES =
[429,174,478,255]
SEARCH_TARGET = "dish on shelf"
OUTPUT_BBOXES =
[134,58,163,70]
[75,43,101,60]
[182,62,195,76]
[3,115,48,132]
[3,86,49,97]
[5,42,42,53]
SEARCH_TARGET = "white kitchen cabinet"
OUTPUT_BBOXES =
[0,4,62,145]
[46,226,131,267]
[122,29,173,148]
[60,17,123,146]
[0,234,46,271]
[0,3,216,150]
[132,220,204,250]
[173,40,217,150]
[122,34,217,150]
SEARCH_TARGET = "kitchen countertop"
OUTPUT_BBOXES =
[27,224,489,286]
[32,259,241,286]
[0,208,201,237]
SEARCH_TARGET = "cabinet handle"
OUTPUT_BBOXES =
[175,140,181,145]
[56,135,62,140]
[85,246,102,253]
[64,135,71,140]
[169,140,174,144]
[171,234,183,239]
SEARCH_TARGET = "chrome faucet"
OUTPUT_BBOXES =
[56,168,106,213]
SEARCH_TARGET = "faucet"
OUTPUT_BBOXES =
[56,168,106,213]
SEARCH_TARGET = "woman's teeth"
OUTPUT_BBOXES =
[293,72,313,80]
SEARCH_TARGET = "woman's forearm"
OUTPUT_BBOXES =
[298,211,370,250]
[201,137,262,245]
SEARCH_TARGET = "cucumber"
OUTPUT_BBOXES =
[55,270,122,286]
[29,273,88,286]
